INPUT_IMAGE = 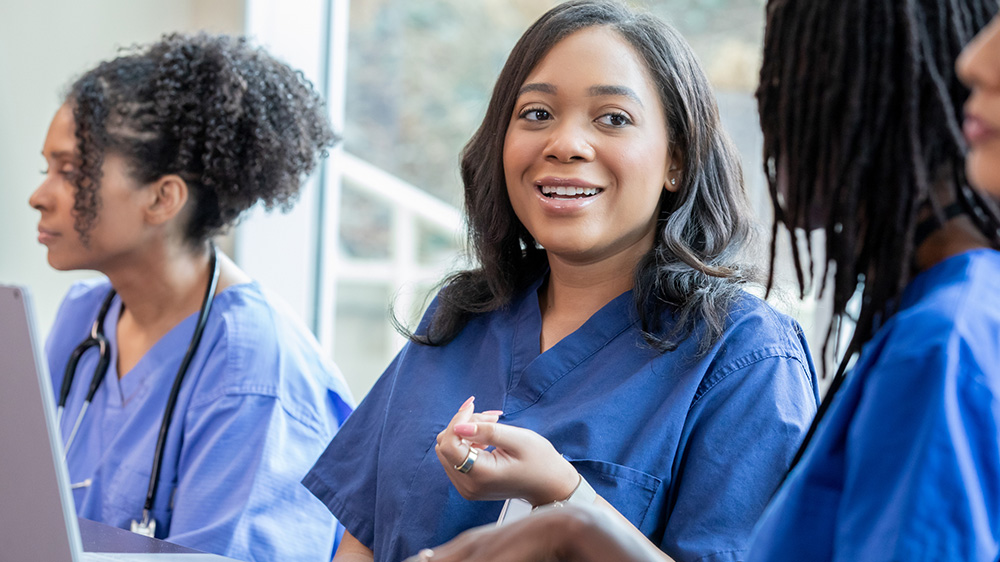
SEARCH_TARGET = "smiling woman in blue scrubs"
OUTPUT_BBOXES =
[31,34,353,561]
[303,3,819,562]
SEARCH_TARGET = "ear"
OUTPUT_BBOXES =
[143,174,189,226]
[664,143,685,193]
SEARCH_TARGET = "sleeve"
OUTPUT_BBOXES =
[165,391,340,562]
[302,349,404,551]
[662,352,818,562]
[833,335,1000,562]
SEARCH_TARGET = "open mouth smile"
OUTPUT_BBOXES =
[538,185,603,199]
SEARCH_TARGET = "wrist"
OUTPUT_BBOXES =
[531,459,581,506]
[533,471,597,509]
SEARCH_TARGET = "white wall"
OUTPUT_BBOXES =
[0,0,243,339]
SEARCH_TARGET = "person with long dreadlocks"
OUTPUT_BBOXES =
[746,0,1000,560]
[393,2,1000,562]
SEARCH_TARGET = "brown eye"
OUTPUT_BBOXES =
[597,112,632,127]
[519,108,551,121]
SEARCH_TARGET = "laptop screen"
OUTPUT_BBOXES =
[0,284,83,561]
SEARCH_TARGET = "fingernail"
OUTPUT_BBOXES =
[482,410,503,416]
[419,549,434,561]
[454,423,477,436]
[461,396,475,409]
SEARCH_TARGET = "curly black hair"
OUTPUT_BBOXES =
[66,32,337,244]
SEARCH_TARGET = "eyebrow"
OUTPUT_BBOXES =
[516,83,643,107]
[588,85,643,107]
[42,150,80,161]
[517,83,557,97]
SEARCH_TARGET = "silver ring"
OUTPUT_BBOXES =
[454,447,479,474]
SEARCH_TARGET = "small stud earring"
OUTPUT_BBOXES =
[670,178,677,186]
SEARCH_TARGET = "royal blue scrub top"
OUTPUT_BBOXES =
[747,249,1000,562]
[48,278,355,562]
[305,275,819,562]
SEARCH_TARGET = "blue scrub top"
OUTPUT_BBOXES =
[304,275,818,562]
[48,278,355,562]
[747,249,1000,562]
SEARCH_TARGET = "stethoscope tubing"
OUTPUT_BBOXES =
[57,289,116,425]
[59,244,220,530]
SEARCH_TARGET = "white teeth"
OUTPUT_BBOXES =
[539,185,600,197]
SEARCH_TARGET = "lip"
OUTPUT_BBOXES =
[37,226,60,245]
[534,177,602,189]
[963,112,998,147]
[531,176,605,213]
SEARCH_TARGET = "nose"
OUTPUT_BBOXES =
[543,119,595,163]
[29,176,53,212]
[957,17,1000,88]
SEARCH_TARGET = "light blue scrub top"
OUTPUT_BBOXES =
[47,278,354,562]
[747,249,1000,562]
[305,275,819,562]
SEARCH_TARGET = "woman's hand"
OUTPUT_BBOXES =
[434,397,579,506]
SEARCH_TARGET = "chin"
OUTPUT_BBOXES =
[46,254,83,272]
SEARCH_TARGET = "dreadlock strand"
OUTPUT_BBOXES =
[760,0,997,381]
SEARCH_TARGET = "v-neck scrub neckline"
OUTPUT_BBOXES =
[100,296,202,405]
[506,276,638,413]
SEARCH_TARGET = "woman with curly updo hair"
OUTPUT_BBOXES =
[30,33,353,561]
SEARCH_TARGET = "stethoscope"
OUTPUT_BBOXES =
[57,243,220,537]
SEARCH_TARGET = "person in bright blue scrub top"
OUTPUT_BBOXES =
[31,34,354,561]
[303,3,819,561]
[746,0,1000,560]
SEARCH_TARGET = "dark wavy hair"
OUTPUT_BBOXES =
[409,0,758,353]
[65,33,336,245]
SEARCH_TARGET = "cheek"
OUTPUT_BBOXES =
[503,130,536,176]
[503,132,539,210]
[615,143,669,202]
[967,146,1000,198]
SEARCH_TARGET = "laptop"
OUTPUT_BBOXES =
[0,284,235,561]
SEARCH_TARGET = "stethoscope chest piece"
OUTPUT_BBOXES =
[130,511,156,538]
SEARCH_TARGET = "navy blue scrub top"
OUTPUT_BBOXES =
[305,275,819,562]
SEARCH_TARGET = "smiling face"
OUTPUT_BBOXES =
[958,15,1000,197]
[502,26,677,268]
[29,104,155,272]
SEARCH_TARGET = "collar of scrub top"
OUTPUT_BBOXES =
[56,243,220,538]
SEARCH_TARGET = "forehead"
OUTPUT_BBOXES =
[43,104,79,157]
[522,26,658,100]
